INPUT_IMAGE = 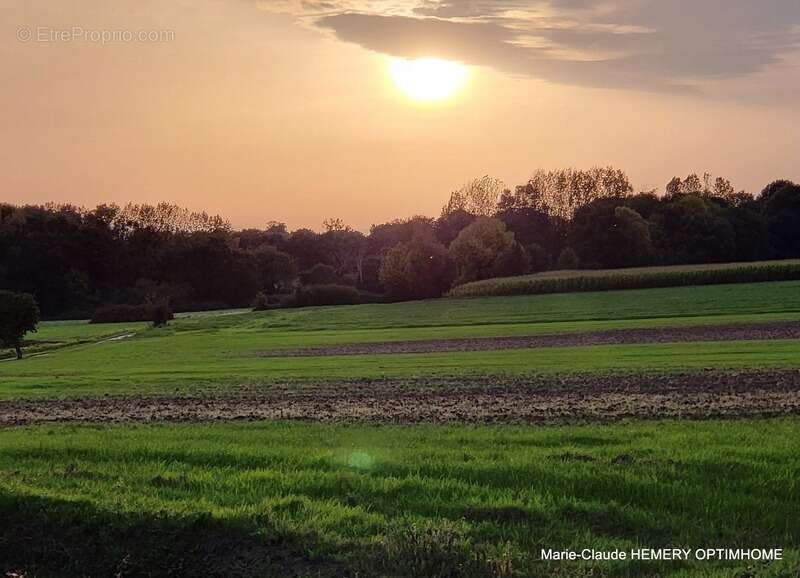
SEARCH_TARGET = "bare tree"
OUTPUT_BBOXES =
[322,218,350,233]
[713,176,736,199]
[441,176,508,218]
[665,173,738,201]
[321,218,366,282]
[498,167,633,220]
[114,202,231,235]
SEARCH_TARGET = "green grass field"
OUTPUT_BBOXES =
[2,281,800,398]
[0,319,148,361]
[2,280,799,577]
[1,420,798,577]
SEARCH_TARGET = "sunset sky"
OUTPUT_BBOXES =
[3,0,800,230]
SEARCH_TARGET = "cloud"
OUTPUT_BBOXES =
[264,0,800,93]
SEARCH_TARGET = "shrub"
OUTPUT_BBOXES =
[252,291,269,311]
[252,292,283,311]
[357,290,386,304]
[148,300,174,327]
[281,284,361,308]
[90,304,149,324]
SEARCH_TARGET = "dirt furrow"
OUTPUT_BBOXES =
[254,320,800,357]
[3,370,800,426]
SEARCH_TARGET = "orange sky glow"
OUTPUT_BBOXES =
[2,1,799,231]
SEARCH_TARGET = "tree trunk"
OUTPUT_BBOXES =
[15,344,22,360]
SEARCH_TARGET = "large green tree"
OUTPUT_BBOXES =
[570,199,654,268]
[253,245,297,294]
[379,236,455,300]
[449,218,527,284]
[761,180,800,258]
[0,291,40,360]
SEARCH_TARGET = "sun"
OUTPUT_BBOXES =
[389,58,469,102]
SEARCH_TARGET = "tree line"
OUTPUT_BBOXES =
[1,170,799,318]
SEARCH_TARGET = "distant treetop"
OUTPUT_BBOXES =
[498,167,633,220]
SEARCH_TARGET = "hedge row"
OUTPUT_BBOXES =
[280,284,363,308]
[90,304,150,324]
[90,303,175,324]
[448,261,800,298]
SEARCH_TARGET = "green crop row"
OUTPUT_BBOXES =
[449,260,800,298]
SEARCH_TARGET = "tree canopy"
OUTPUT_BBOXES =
[1,172,798,314]
[499,167,633,220]
[0,291,40,359]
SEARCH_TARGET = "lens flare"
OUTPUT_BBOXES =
[348,452,375,470]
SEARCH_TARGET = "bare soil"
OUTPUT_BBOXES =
[3,370,800,427]
[256,321,800,357]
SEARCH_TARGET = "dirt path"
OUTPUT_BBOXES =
[3,370,800,427]
[255,321,800,357]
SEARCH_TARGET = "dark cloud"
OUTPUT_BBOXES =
[302,0,800,93]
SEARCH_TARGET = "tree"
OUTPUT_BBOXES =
[761,180,800,258]
[449,218,523,284]
[665,177,683,196]
[441,176,508,218]
[253,245,296,294]
[496,207,563,260]
[369,217,435,256]
[298,263,339,286]
[724,204,770,262]
[665,173,738,202]
[498,167,633,220]
[0,291,40,359]
[322,218,350,233]
[648,194,736,264]
[761,180,796,201]
[114,202,230,235]
[491,241,531,278]
[284,229,330,272]
[682,173,704,194]
[322,226,366,283]
[556,247,580,270]
[526,243,550,273]
[713,177,735,200]
[435,209,476,246]
[623,193,662,219]
[252,291,271,311]
[168,233,258,307]
[237,222,289,251]
[379,237,455,300]
[570,199,654,268]
[147,299,173,328]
